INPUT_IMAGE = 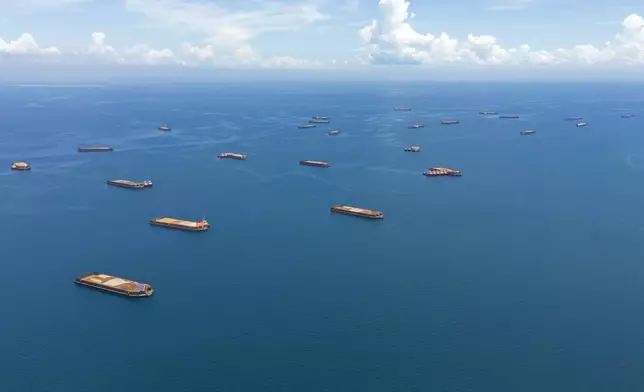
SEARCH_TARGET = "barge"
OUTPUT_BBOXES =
[408,124,424,129]
[621,114,635,118]
[298,124,316,129]
[149,217,210,231]
[565,117,583,121]
[330,205,384,219]
[394,107,412,111]
[423,167,462,177]
[309,119,330,124]
[576,122,588,127]
[404,146,420,152]
[300,160,330,168]
[479,111,498,115]
[11,161,31,170]
[78,146,113,152]
[441,120,459,125]
[218,152,247,160]
[158,125,171,131]
[312,116,329,120]
[499,115,519,119]
[329,130,341,135]
[520,130,537,135]
[107,179,153,189]
[74,273,153,297]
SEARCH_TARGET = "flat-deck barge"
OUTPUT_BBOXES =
[408,124,424,129]
[74,273,153,297]
[441,120,459,125]
[479,111,498,115]
[298,124,316,129]
[309,119,330,124]
[107,179,153,189]
[78,146,113,152]
[576,122,588,127]
[423,167,462,177]
[300,160,330,167]
[394,108,412,111]
[149,217,210,231]
[331,205,384,219]
[520,130,537,135]
[312,116,329,120]
[11,162,31,170]
[218,152,247,160]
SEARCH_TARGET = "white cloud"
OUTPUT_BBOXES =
[0,0,92,12]
[0,33,60,55]
[486,0,535,11]
[360,0,644,67]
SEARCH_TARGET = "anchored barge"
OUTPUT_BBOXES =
[107,179,153,189]
[499,115,519,119]
[78,146,113,152]
[423,167,462,177]
[74,273,153,297]
[408,124,424,129]
[300,160,330,168]
[576,122,588,127]
[312,116,329,121]
[218,152,247,160]
[394,107,412,111]
[11,161,31,170]
[149,217,210,231]
[309,119,330,124]
[441,120,459,125]
[621,114,635,118]
[404,146,421,152]
[158,125,171,131]
[329,130,341,135]
[331,205,384,219]
[298,124,316,129]
[479,111,498,115]
[520,130,537,135]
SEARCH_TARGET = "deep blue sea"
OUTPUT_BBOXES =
[3,81,644,391]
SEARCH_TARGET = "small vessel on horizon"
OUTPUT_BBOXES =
[329,130,340,135]
[218,152,247,160]
[404,146,420,152]
[309,119,330,124]
[499,115,519,119]
[621,114,635,118]
[75,272,154,298]
[394,108,412,111]
[408,124,424,129]
[423,167,462,177]
[107,179,153,189]
[312,116,329,120]
[479,111,498,115]
[441,120,459,125]
[576,122,588,127]
[520,130,537,135]
[565,117,583,121]
[330,205,384,219]
[298,124,316,129]
[11,161,31,171]
[78,146,113,152]
[300,160,330,168]
[158,125,171,131]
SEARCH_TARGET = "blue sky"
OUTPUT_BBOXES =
[1,0,644,78]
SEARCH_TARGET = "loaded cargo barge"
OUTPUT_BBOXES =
[74,273,153,297]
[107,179,153,189]
[78,146,113,152]
[11,162,31,170]
[149,217,210,231]
[423,167,462,177]
[300,160,330,167]
[218,152,247,160]
[330,205,384,219]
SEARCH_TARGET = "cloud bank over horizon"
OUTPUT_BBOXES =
[0,0,643,72]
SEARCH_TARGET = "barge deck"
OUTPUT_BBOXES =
[74,273,153,297]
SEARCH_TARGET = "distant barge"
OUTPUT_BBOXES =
[309,119,330,124]
[107,179,153,189]
[329,130,341,135]
[149,217,210,231]
[75,273,153,297]
[441,120,459,125]
[565,117,583,121]
[158,125,171,131]
[408,124,424,129]
[78,146,113,152]
[331,205,384,219]
[621,114,635,118]
[300,160,330,167]
[11,161,31,170]
[312,116,329,120]
[404,146,420,152]
[218,152,247,160]
[298,124,316,129]
[479,111,498,115]
[576,122,588,127]
[423,167,462,177]
[394,108,412,111]
[520,130,537,135]
[499,115,519,119]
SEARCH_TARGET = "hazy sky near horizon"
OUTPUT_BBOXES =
[1,0,644,74]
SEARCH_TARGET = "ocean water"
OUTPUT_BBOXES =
[2,81,644,391]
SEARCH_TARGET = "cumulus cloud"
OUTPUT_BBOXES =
[0,33,60,55]
[360,0,644,66]
[86,32,180,65]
